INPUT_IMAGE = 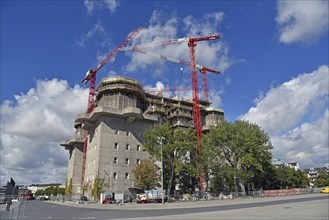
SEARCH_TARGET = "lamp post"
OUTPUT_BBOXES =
[103,170,109,193]
[157,137,165,205]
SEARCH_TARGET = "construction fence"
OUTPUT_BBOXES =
[232,187,323,198]
[180,187,324,201]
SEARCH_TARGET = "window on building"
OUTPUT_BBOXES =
[137,145,140,151]
[137,159,141,164]
[114,157,118,164]
[114,142,119,149]
[113,172,118,179]
[126,144,130,150]
[125,173,129,179]
[125,158,129,164]
[115,129,119,135]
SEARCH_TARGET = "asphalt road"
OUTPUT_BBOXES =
[1,194,328,220]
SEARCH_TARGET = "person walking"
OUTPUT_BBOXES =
[6,199,12,211]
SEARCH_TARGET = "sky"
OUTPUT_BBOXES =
[0,0,328,186]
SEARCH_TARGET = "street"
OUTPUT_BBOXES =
[1,194,328,220]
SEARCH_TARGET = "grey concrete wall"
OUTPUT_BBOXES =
[66,144,83,195]
[84,114,156,194]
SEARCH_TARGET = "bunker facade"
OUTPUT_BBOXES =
[61,76,224,196]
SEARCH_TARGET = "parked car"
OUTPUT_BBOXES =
[80,196,88,201]
[320,187,329,193]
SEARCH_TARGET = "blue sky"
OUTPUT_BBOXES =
[1,0,328,185]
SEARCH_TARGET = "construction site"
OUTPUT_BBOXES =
[60,27,224,199]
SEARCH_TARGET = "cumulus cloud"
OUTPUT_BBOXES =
[84,0,119,15]
[76,21,112,48]
[241,65,329,168]
[0,79,88,185]
[124,10,232,78]
[276,0,329,44]
[271,110,329,168]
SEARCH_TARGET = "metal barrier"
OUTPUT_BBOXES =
[0,196,26,220]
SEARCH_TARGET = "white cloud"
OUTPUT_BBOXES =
[208,86,224,108]
[0,79,88,186]
[76,22,111,48]
[182,12,224,36]
[271,110,329,168]
[84,0,119,15]
[241,65,329,168]
[104,0,119,14]
[276,0,329,44]
[124,10,232,78]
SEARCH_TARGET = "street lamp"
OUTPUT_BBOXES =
[103,170,109,193]
[157,136,165,205]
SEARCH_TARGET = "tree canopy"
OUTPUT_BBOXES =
[142,123,197,195]
[200,120,273,192]
[131,159,160,190]
[140,120,312,196]
[314,172,329,187]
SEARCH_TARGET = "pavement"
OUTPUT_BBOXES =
[46,193,328,210]
[48,193,329,220]
[1,193,328,219]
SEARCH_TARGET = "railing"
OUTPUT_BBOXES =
[0,196,26,220]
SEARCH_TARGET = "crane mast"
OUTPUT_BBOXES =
[128,33,220,190]
[188,34,220,190]
[124,33,220,190]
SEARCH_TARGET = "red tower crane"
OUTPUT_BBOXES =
[126,47,220,102]
[123,33,221,190]
[80,27,142,186]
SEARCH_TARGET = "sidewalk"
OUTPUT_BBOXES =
[47,193,327,210]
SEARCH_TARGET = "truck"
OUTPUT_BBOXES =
[102,192,131,204]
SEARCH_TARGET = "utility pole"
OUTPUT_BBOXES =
[157,136,165,205]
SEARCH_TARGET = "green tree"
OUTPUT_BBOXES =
[91,177,105,201]
[143,123,196,196]
[268,166,309,189]
[314,172,329,187]
[65,178,73,195]
[201,120,273,193]
[35,189,45,197]
[211,166,236,194]
[57,187,65,195]
[292,170,309,188]
[82,182,91,196]
[44,186,54,196]
[132,159,160,190]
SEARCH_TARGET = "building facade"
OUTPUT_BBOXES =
[61,76,224,196]
[303,166,329,187]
